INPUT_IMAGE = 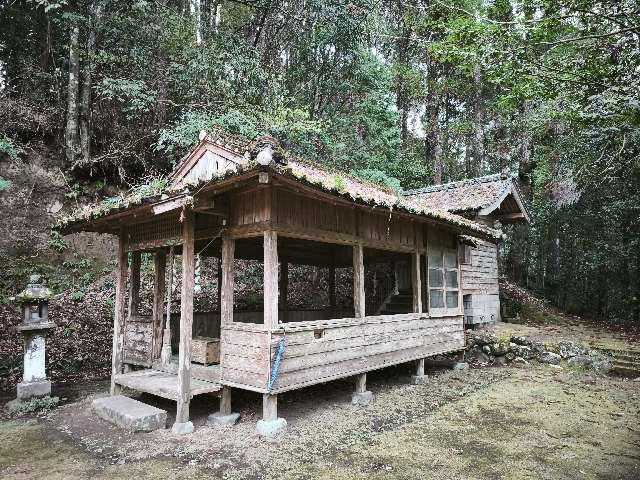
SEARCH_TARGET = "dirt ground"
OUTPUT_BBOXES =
[2,322,639,480]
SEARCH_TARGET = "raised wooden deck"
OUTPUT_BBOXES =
[114,368,222,401]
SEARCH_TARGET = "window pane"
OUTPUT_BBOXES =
[428,252,442,268]
[428,268,443,287]
[430,290,444,308]
[446,291,459,308]
[446,270,458,288]
[444,251,457,268]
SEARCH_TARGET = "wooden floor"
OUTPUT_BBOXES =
[114,369,222,401]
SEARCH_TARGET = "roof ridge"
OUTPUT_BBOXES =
[403,172,512,196]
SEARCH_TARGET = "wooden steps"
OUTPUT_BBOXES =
[594,347,640,378]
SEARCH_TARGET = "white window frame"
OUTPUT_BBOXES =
[427,245,462,317]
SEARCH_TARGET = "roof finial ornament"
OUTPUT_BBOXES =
[252,135,285,166]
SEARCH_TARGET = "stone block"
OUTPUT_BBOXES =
[208,412,240,426]
[411,375,428,385]
[351,390,373,406]
[171,421,194,435]
[92,395,167,432]
[256,418,287,438]
[17,380,51,400]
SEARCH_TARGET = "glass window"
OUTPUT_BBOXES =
[430,290,444,308]
[428,246,461,314]
[446,291,459,308]
[428,268,443,288]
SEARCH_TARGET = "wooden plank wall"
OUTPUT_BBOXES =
[461,239,499,295]
[219,325,270,390]
[268,314,464,393]
[231,186,419,251]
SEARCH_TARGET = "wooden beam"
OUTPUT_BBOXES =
[176,208,195,423]
[411,249,422,313]
[221,235,235,325]
[353,244,365,318]
[151,250,166,359]
[110,235,128,395]
[264,230,279,330]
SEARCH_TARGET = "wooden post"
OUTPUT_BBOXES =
[216,255,222,313]
[264,230,279,329]
[110,235,128,395]
[176,209,195,424]
[411,249,422,313]
[220,386,232,416]
[263,393,278,422]
[353,244,365,318]
[128,251,141,317]
[161,247,175,365]
[280,261,288,323]
[221,235,235,325]
[152,250,166,359]
[328,263,336,317]
[355,373,367,393]
[415,358,425,376]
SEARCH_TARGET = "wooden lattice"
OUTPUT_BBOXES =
[126,214,181,251]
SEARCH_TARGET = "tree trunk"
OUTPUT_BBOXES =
[65,24,80,166]
[191,0,202,45]
[79,1,102,169]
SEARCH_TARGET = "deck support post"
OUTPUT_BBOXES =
[353,244,365,318]
[110,235,127,396]
[264,230,279,330]
[411,358,427,385]
[351,373,373,406]
[257,393,287,438]
[411,249,422,313]
[152,250,166,360]
[208,386,240,426]
[173,208,195,435]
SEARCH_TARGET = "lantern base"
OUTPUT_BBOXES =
[17,380,51,400]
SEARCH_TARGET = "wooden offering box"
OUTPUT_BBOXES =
[191,337,220,366]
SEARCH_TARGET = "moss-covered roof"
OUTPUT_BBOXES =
[56,129,503,240]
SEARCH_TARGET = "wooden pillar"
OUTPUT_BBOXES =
[263,393,278,422]
[355,373,367,393]
[220,386,232,415]
[221,235,235,325]
[152,250,166,359]
[161,247,175,365]
[216,255,222,313]
[264,230,279,329]
[128,251,141,317]
[411,249,422,313]
[110,235,128,395]
[279,261,288,323]
[353,244,365,318]
[329,263,336,317]
[176,209,195,424]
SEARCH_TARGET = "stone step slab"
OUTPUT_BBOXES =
[93,395,167,432]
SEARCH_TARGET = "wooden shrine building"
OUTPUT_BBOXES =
[58,129,506,435]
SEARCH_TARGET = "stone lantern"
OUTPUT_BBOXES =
[14,275,55,401]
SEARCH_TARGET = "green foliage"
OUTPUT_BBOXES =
[0,176,11,191]
[49,229,68,252]
[0,134,21,159]
[9,396,59,415]
[350,168,401,193]
[333,175,346,192]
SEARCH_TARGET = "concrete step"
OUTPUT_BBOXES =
[93,395,167,432]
